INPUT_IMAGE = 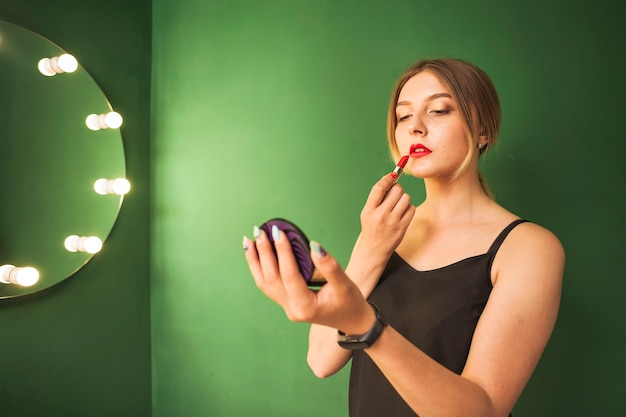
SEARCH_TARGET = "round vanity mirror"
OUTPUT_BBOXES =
[0,21,127,298]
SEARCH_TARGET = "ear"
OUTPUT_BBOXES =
[477,130,489,153]
[478,129,488,147]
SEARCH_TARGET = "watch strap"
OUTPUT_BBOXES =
[337,302,387,350]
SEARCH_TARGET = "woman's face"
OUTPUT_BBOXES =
[394,70,474,180]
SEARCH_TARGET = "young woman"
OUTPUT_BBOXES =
[243,58,565,417]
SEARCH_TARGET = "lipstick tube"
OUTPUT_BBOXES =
[390,155,409,183]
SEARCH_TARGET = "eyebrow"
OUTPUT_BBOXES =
[396,93,453,107]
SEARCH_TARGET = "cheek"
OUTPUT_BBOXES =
[393,129,409,148]
[436,130,471,160]
[439,123,469,145]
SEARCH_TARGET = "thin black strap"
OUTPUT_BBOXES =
[487,219,529,254]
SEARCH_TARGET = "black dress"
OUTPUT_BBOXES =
[348,220,527,417]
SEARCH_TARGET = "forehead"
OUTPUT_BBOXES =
[397,70,452,102]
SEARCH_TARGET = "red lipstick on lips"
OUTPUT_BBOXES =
[410,143,432,157]
[390,155,409,182]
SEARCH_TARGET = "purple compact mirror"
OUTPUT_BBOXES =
[259,218,326,287]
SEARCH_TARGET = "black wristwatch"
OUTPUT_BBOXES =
[337,302,387,350]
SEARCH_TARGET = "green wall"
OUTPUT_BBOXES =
[152,0,626,416]
[0,0,624,416]
[0,1,152,416]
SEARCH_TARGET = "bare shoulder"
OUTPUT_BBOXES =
[492,220,565,285]
[506,221,564,258]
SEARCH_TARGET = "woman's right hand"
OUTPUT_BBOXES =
[357,173,415,263]
[307,174,415,378]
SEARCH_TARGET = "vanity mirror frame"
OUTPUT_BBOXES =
[0,20,128,299]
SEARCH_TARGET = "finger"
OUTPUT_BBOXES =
[401,204,417,224]
[243,235,265,288]
[389,190,414,218]
[378,183,407,211]
[253,226,282,286]
[401,193,416,215]
[271,225,313,300]
[309,241,348,287]
[246,227,289,304]
[396,199,416,230]
[363,174,397,208]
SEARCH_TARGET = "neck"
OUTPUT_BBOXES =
[419,172,492,225]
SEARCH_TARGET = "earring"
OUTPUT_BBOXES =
[478,142,487,152]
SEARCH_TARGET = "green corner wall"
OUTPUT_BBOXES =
[151,1,626,416]
[0,1,152,416]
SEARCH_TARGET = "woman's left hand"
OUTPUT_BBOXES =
[243,225,376,335]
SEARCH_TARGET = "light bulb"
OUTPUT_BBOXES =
[37,53,78,76]
[38,58,55,76]
[64,235,103,254]
[85,111,123,130]
[94,178,131,195]
[85,114,100,130]
[93,179,108,195]
[104,112,123,129]
[64,235,78,252]
[0,264,40,287]
[83,236,103,254]
[57,53,78,73]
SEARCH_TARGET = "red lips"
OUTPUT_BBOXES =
[409,143,432,157]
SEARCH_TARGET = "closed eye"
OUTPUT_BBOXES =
[429,109,451,115]
[397,114,411,122]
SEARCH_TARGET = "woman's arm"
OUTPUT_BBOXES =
[362,222,565,417]
[307,175,415,377]
[306,233,398,377]
[244,208,563,417]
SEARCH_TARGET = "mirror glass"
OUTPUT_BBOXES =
[0,20,126,299]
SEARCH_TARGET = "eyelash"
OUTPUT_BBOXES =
[397,109,451,122]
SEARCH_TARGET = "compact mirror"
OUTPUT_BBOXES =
[0,21,127,298]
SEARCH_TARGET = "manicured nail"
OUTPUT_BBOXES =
[389,172,398,180]
[253,226,261,239]
[242,236,249,251]
[271,225,282,242]
[310,241,327,258]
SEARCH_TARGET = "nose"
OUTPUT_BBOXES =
[409,116,425,136]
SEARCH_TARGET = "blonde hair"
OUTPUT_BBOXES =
[387,58,501,198]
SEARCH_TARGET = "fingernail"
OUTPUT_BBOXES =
[253,226,261,239]
[389,172,398,180]
[310,241,327,258]
[271,225,281,242]
[242,236,249,251]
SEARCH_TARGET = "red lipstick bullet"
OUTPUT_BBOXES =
[390,155,409,182]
